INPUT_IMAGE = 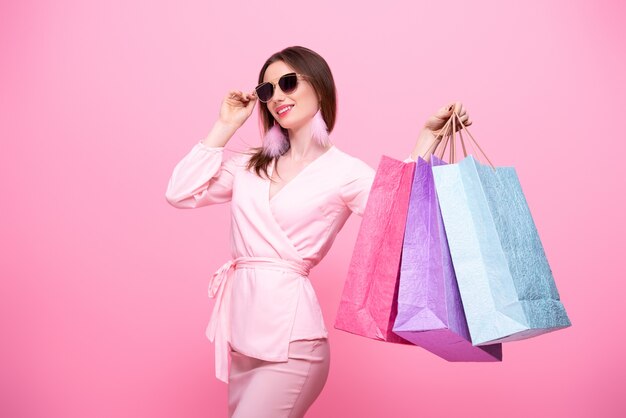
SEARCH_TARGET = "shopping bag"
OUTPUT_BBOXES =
[334,155,415,344]
[392,155,502,361]
[431,112,571,346]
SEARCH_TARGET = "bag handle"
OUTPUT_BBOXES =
[432,109,496,169]
[433,115,454,161]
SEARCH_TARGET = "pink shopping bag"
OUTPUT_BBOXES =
[334,155,415,344]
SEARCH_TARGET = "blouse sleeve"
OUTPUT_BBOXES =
[339,158,376,217]
[165,141,245,209]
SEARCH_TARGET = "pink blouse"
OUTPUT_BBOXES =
[165,140,413,383]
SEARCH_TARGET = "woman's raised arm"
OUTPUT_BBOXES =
[165,90,257,208]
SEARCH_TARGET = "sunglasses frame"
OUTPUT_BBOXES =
[255,72,309,103]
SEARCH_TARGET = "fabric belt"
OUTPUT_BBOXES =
[205,256,312,383]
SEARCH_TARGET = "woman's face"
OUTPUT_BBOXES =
[262,60,319,131]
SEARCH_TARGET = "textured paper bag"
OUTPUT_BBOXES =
[393,156,502,360]
[334,155,415,344]
[432,154,571,345]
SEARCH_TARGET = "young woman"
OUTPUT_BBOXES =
[165,45,471,418]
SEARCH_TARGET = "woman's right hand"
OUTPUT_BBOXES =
[218,89,258,129]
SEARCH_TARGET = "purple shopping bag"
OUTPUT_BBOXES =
[392,156,502,361]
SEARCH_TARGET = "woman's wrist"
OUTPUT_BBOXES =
[202,120,240,148]
[409,128,441,162]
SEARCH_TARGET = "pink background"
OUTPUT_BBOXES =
[1,0,624,417]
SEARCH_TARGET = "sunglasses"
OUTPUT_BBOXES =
[255,72,307,103]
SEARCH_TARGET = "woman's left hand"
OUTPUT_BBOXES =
[424,101,472,138]
[410,101,472,161]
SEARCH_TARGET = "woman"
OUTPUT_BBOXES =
[165,46,471,418]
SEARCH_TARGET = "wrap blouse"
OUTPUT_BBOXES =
[165,139,413,383]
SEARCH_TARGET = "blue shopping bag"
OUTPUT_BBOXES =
[432,145,571,346]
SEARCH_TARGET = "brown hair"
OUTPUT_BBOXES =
[246,46,338,180]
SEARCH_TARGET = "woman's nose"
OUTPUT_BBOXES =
[272,88,287,101]
[270,94,286,107]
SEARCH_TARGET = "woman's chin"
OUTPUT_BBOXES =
[278,119,307,132]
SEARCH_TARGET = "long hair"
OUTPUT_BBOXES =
[246,46,338,180]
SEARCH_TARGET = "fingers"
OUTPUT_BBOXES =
[227,90,242,100]
[436,104,454,119]
[448,101,472,127]
[227,90,257,105]
[243,89,256,101]
[245,90,257,110]
[455,101,463,115]
[458,113,472,126]
[423,101,472,135]
[228,90,247,100]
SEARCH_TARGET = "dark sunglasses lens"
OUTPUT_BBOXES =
[256,83,273,102]
[278,73,298,93]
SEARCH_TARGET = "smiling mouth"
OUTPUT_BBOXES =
[277,105,294,116]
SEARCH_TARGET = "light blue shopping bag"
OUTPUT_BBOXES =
[432,154,571,345]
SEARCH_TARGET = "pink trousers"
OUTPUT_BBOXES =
[228,338,331,418]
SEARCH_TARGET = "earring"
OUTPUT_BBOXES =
[311,109,330,148]
[262,123,289,158]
